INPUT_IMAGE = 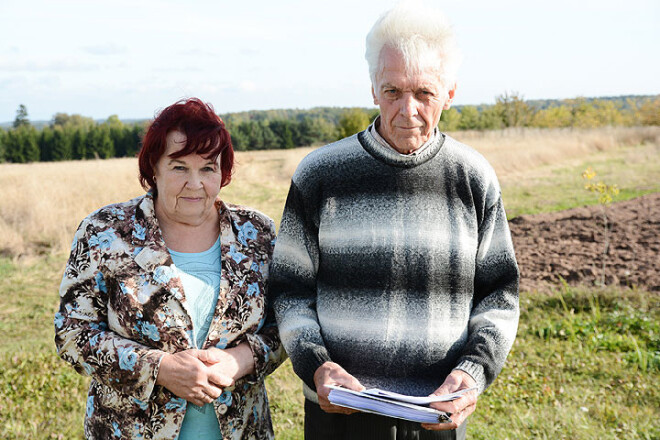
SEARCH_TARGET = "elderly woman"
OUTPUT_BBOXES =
[55,98,286,439]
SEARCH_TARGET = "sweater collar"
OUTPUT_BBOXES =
[358,120,445,168]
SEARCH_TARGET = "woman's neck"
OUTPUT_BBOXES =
[156,202,221,253]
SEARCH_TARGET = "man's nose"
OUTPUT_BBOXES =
[399,93,418,117]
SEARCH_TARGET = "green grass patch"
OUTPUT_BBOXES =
[469,285,659,439]
[502,142,660,218]
[2,256,658,439]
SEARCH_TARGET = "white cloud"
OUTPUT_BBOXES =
[239,81,257,92]
[0,58,99,72]
[81,43,128,56]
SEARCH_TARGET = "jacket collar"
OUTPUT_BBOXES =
[132,192,171,273]
[130,192,253,314]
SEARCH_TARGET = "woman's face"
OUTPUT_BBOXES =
[153,130,222,226]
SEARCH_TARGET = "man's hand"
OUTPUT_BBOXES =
[421,369,478,431]
[313,362,365,414]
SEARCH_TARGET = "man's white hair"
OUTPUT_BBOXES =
[365,0,462,90]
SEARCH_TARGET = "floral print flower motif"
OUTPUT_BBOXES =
[89,321,108,331]
[133,422,145,439]
[164,397,186,413]
[237,221,258,246]
[110,207,126,221]
[153,265,176,285]
[119,281,134,296]
[95,272,107,293]
[132,223,146,241]
[217,390,233,407]
[133,398,149,411]
[117,346,138,371]
[112,421,121,437]
[228,244,246,263]
[89,228,117,252]
[70,235,78,252]
[89,333,100,347]
[82,362,95,375]
[137,321,160,342]
[54,312,64,329]
[86,396,94,418]
[246,282,260,298]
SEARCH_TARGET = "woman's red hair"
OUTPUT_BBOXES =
[138,98,234,192]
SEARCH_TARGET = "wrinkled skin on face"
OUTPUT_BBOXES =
[372,46,456,154]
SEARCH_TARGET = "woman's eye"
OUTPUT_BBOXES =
[173,166,186,171]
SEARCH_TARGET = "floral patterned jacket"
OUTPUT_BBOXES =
[55,193,286,439]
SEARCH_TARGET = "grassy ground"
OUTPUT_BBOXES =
[1,258,657,439]
[1,127,659,439]
[500,140,660,218]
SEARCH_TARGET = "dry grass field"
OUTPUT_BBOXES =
[1,126,659,439]
[1,126,658,259]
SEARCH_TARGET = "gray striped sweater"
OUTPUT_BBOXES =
[271,129,519,397]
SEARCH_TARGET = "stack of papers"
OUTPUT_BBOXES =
[327,385,476,424]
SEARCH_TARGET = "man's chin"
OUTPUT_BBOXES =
[391,138,423,154]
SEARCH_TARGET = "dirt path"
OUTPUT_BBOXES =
[509,193,660,292]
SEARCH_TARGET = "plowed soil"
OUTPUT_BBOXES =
[509,193,660,293]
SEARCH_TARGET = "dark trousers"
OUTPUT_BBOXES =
[304,400,468,440]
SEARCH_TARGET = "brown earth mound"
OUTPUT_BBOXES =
[509,193,660,293]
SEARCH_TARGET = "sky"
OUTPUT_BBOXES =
[1,0,659,123]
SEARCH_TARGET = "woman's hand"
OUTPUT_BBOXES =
[156,350,230,406]
[197,342,256,387]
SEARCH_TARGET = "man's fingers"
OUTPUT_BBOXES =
[319,401,358,414]
[422,402,477,431]
[433,385,453,396]
[430,391,476,413]
[338,373,365,392]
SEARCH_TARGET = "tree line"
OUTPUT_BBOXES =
[1,94,658,164]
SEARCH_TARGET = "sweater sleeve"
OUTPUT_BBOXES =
[54,219,166,402]
[270,181,331,390]
[454,195,520,393]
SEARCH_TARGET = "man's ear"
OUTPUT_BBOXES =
[372,85,379,105]
[443,83,457,110]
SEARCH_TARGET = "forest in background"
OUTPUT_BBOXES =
[1,93,658,164]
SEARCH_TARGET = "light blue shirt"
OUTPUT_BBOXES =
[169,236,223,440]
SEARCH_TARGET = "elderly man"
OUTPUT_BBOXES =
[271,3,519,439]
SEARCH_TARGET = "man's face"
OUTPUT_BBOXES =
[372,46,455,154]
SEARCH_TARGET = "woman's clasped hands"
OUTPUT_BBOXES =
[156,343,255,407]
